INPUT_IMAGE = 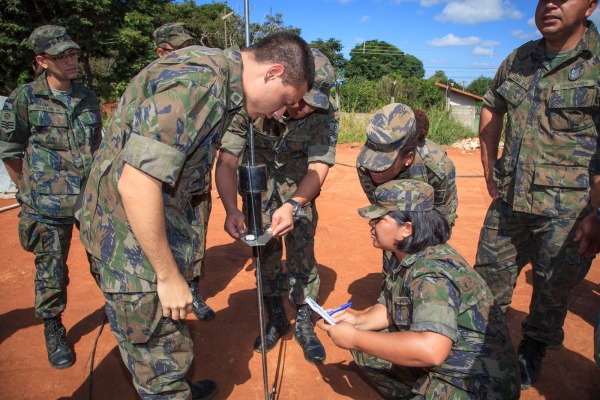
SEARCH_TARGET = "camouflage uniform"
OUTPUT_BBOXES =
[78,45,243,398]
[0,27,101,321]
[353,180,519,399]
[356,103,458,280]
[220,53,338,304]
[474,21,599,347]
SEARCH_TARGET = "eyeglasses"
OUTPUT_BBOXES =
[41,50,81,62]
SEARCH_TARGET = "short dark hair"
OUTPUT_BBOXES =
[389,209,449,253]
[414,109,429,141]
[244,31,314,90]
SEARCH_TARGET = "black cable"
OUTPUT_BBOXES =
[88,310,108,400]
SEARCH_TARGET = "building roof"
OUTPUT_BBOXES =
[435,82,483,101]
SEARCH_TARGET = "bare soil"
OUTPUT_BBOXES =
[0,144,598,400]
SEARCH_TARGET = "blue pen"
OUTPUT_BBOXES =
[328,302,352,315]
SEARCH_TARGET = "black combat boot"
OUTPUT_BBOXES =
[188,379,218,400]
[518,336,547,390]
[189,279,216,321]
[253,296,291,353]
[294,304,326,365]
[43,316,74,369]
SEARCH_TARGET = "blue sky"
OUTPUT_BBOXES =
[195,0,600,85]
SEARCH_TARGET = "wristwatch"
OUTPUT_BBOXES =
[286,199,301,217]
[597,206,600,221]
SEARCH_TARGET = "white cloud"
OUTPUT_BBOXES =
[512,29,541,40]
[471,62,494,67]
[420,0,443,6]
[428,33,481,47]
[354,37,366,43]
[360,15,370,22]
[435,0,523,24]
[473,46,492,56]
[527,17,536,27]
[338,0,352,4]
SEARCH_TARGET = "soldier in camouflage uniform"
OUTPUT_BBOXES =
[318,180,520,399]
[0,25,102,370]
[216,49,337,365]
[357,103,458,284]
[152,22,215,322]
[474,0,599,390]
[78,31,314,399]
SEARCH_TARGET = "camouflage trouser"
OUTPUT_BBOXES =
[474,199,592,345]
[351,349,471,399]
[18,215,73,320]
[194,191,212,277]
[256,196,320,304]
[104,291,194,400]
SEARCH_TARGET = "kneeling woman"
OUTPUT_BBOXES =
[318,180,519,399]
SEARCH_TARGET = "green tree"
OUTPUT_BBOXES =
[309,38,346,73]
[428,70,448,83]
[466,75,493,97]
[346,40,423,80]
[250,12,300,42]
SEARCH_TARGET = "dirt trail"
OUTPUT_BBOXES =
[0,144,598,399]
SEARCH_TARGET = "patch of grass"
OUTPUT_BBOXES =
[426,108,475,145]
[337,108,475,145]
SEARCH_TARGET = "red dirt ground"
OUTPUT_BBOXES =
[0,144,598,400]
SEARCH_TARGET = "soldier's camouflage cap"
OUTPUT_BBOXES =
[29,25,80,56]
[303,49,335,110]
[358,179,434,219]
[357,103,416,172]
[153,22,197,48]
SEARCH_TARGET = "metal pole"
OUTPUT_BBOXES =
[244,1,272,399]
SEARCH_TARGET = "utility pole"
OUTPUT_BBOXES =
[221,7,234,48]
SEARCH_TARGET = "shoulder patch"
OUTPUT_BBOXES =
[0,109,16,135]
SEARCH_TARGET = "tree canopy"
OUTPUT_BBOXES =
[466,75,493,97]
[346,40,424,80]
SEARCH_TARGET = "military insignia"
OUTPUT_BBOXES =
[230,91,243,106]
[568,65,584,81]
[0,110,16,134]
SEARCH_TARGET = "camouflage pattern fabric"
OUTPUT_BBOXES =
[18,214,73,319]
[357,103,416,172]
[352,243,519,399]
[0,70,100,321]
[482,21,599,217]
[474,22,599,347]
[303,49,335,110]
[152,22,196,48]
[358,179,434,218]
[475,199,592,345]
[78,46,243,294]
[102,287,194,399]
[29,25,79,55]
[221,94,338,304]
[357,138,458,227]
[0,71,102,222]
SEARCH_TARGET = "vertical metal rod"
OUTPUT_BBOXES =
[244,1,270,399]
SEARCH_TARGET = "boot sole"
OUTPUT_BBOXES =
[50,360,74,370]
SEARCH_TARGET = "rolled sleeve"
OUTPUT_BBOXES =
[123,134,186,186]
[0,141,25,160]
[409,276,459,343]
[220,130,247,158]
[308,144,336,166]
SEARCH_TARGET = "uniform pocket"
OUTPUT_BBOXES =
[393,296,412,329]
[110,292,162,344]
[497,76,528,108]
[29,106,70,151]
[549,81,597,132]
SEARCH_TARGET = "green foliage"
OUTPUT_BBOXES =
[425,107,474,145]
[338,77,385,113]
[310,38,346,73]
[346,39,424,80]
[337,108,474,146]
[466,75,493,97]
